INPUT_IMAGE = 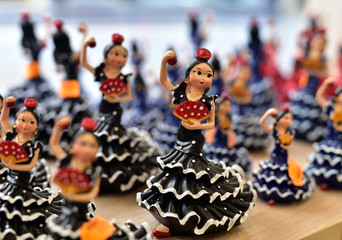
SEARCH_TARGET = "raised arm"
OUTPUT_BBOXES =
[259,108,278,134]
[80,36,96,73]
[0,96,16,140]
[62,177,101,203]
[316,77,335,108]
[160,50,177,94]
[49,116,71,159]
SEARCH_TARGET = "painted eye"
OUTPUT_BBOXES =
[206,73,212,78]
[114,52,119,56]
[29,121,35,125]
[196,71,202,75]
[123,55,127,58]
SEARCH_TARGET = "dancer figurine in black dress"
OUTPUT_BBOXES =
[137,48,256,237]
[80,33,160,192]
[0,96,62,239]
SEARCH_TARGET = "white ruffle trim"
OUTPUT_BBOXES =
[137,192,247,235]
[0,188,58,207]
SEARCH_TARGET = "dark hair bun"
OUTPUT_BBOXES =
[282,105,290,112]
[195,48,211,61]
[81,117,97,131]
[112,33,124,44]
[24,98,38,109]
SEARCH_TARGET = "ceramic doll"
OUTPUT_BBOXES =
[287,31,329,142]
[204,93,252,174]
[246,18,275,114]
[137,48,256,237]
[80,33,160,192]
[47,116,152,240]
[0,96,63,239]
[228,64,271,150]
[10,12,56,118]
[0,94,51,189]
[253,106,315,205]
[307,77,342,189]
[38,20,93,157]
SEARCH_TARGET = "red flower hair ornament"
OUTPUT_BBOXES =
[195,48,212,61]
[24,98,38,109]
[112,33,124,45]
[81,117,97,132]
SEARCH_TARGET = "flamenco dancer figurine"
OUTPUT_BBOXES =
[10,12,56,115]
[287,30,328,142]
[38,20,92,156]
[253,106,315,205]
[307,77,342,189]
[204,93,252,174]
[80,33,160,192]
[47,117,152,240]
[228,64,271,150]
[0,96,51,189]
[137,48,256,237]
[0,97,62,239]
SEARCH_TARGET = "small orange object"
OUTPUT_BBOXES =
[59,80,81,98]
[99,78,127,97]
[288,157,303,187]
[298,71,308,88]
[79,216,117,240]
[173,101,210,123]
[26,61,40,79]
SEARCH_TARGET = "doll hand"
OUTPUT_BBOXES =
[267,108,278,118]
[78,22,87,34]
[182,120,200,130]
[323,77,335,86]
[162,50,176,63]
[55,116,71,130]
[104,94,120,103]
[4,96,16,108]
[85,36,96,48]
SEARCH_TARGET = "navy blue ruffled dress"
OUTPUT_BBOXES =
[204,115,252,174]
[253,129,315,203]
[307,104,342,188]
[287,73,328,142]
[137,82,256,236]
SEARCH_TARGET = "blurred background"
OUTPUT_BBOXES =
[0,0,341,105]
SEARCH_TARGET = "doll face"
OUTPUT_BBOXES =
[188,62,213,90]
[278,112,293,128]
[106,45,128,68]
[15,112,38,137]
[310,34,326,52]
[237,66,251,83]
[218,100,231,115]
[72,133,99,164]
